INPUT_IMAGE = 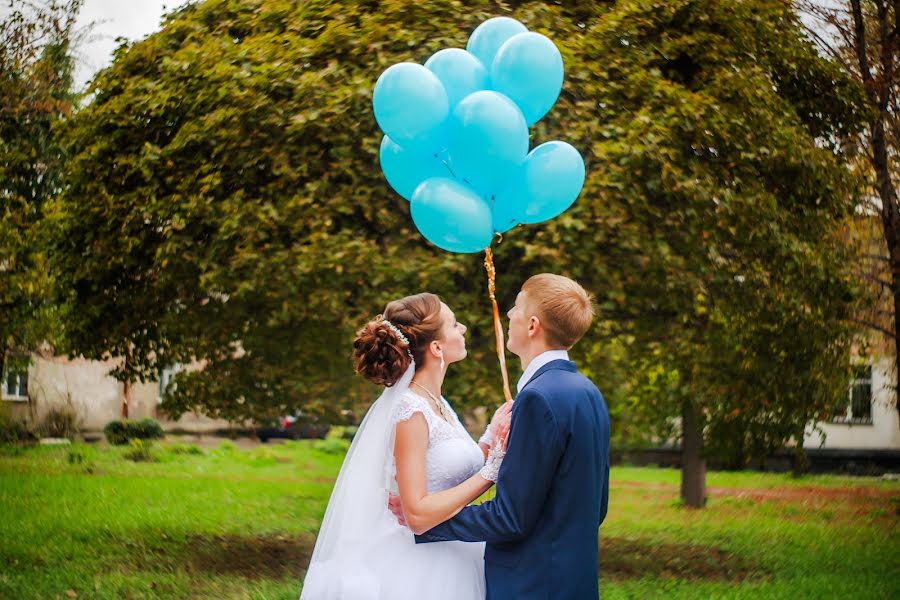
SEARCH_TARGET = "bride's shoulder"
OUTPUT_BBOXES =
[392,390,430,423]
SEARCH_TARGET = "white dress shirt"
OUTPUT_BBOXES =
[516,349,570,394]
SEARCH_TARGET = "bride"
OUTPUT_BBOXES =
[300,292,511,599]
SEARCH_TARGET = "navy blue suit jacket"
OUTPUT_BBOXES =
[415,359,610,600]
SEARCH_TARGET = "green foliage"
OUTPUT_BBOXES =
[0,403,35,443]
[40,406,80,439]
[554,0,867,463]
[326,425,358,441]
[66,443,94,465]
[312,436,350,455]
[163,442,204,456]
[103,418,165,445]
[123,438,156,462]
[0,1,81,374]
[52,0,866,466]
[211,439,238,455]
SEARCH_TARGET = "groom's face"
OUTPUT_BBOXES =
[506,291,530,356]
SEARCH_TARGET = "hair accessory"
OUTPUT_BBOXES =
[378,315,414,360]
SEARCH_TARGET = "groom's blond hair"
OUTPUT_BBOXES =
[522,274,595,349]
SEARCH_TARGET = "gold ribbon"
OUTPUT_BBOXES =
[483,236,512,402]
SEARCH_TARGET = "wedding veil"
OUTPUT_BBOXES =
[299,362,416,599]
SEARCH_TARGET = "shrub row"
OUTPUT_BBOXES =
[103,418,164,445]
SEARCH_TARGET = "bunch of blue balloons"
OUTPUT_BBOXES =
[373,17,586,254]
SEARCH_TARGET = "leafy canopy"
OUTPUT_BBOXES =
[52,0,864,464]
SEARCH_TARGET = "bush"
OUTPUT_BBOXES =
[67,444,92,465]
[41,407,80,439]
[326,425,358,442]
[103,418,165,445]
[215,440,238,453]
[0,404,35,443]
[312,437,350,455]
[165,442,203,456]
[123,438,155,462]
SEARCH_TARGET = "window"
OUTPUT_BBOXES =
[831,366,873,425]
[2,368,28,401]
[158,365,182,402]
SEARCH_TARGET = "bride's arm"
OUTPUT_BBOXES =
[394,413,493,535]
[478,401,513,459]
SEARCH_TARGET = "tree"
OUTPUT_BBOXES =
[795,0,900,427]
[49,0,508,424]
[0,0,81,386]
[567,0,866,505]
[52,0,863,507]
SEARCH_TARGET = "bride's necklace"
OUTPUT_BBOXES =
[411,381,452,422]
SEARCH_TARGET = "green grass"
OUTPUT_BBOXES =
[1,440,897,599]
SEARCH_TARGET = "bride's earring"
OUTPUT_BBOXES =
[439,354,445,371]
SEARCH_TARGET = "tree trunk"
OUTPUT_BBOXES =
[680,398,707,508]
[121,380,130,419]
[120,344,131,419]
[850,0,900,429]
[870,71,900,426]
[792,433,810,479]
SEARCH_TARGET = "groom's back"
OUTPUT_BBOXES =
[485,362,610,600]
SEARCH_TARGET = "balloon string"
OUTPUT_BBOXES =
[484,243,512,402]
[438,157,456,179]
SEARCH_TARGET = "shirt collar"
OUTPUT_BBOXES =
[516,349,570,394]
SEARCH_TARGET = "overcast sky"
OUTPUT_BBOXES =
[72,0,192,90]
[60,0,835,91]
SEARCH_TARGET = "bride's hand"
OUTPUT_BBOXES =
[490,401,513,448]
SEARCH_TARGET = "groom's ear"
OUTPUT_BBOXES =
[527,315,542,338]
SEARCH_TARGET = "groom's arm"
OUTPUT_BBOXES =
[415,388,563,544]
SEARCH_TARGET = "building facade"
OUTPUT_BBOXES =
[2,352,230,434]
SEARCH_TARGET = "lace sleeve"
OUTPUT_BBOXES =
[392,393,431,426]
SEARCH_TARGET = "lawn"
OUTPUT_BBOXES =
[0,439,897,599]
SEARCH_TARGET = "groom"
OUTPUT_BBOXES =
[416,273,610,599]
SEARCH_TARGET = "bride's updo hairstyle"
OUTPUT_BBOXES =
[353,292,444,387]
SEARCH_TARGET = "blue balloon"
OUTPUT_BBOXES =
[379,136,449,201]
[425,48,490,111]
[466,17,527,73]
[411,177,494,253]
[373,62,449,151]
[448,90,529,197]
[491,32,564,126]
[491,175,523,234]
[518,141,586,224]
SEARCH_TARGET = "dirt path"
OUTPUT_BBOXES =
[611,479,899,501]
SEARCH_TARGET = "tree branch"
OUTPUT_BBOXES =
[851,317,897,338]
[851,0,877,103]
[801,23,856,74]
[875,0,894,113]
[856,252,891,262]
[853,270,896,289]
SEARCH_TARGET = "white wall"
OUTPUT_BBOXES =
[804,356,900,450]
[5,353,233,433]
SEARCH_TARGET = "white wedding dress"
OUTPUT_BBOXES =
[300,363,486,599]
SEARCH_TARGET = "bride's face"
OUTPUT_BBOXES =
[436,302,467,365]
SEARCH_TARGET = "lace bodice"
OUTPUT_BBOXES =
[391,391,485,493]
